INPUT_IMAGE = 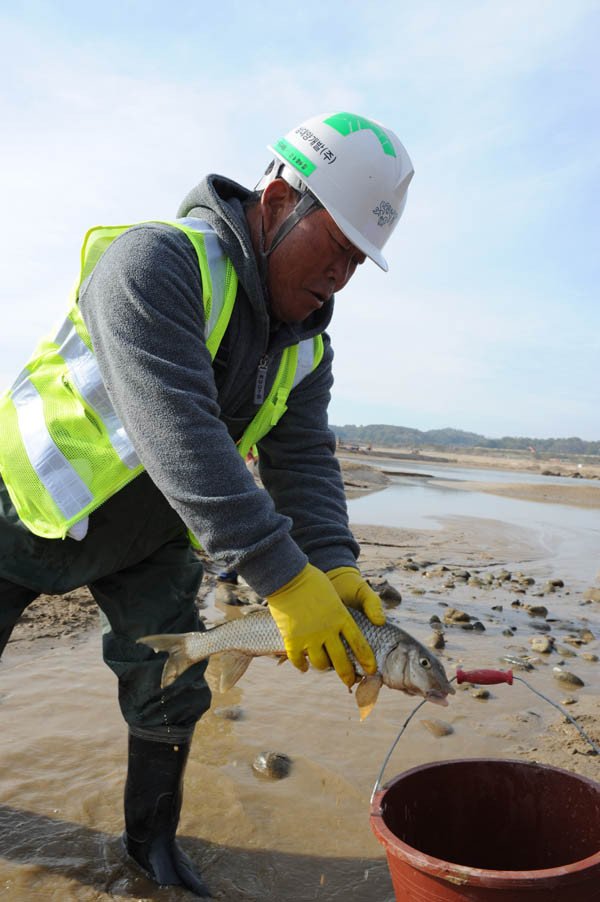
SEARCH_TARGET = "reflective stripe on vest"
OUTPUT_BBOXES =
[54,316,141,469]
[0,218,237,539]
[10,377,94,520]
[0,218,324,540]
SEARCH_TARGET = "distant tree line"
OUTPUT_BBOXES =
[331,424,600,455]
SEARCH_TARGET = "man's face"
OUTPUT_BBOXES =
[265,196,366,324]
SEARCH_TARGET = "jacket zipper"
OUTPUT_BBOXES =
[254,354,270,405]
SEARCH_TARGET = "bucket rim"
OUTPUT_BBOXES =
[369,757,600,888]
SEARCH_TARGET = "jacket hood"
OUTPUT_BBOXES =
[177,174,334,343]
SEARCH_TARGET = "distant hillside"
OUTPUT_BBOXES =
[331,424,600,456]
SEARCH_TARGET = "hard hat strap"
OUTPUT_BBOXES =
[255,161,323,303]
[264,191,322,258]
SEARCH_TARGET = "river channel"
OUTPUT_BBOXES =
[346,458,600,587]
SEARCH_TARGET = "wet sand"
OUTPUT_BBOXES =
[340,445,600,481]
[434,478,600,509]
[1,458,599,900]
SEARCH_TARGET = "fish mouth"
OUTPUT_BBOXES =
[425,689,450,706]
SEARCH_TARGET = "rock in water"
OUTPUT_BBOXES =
[472,688,490,700]
[553,668,585,688]
[420,718,454,738]
[252,751,292,779]
[429,631,445,650]
[529,636,554,654]
[443,608,470,623]
[526,605,548,618]
[213,705,244,720]
[379,584,402,605]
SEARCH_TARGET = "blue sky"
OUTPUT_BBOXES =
[1,0,598,440]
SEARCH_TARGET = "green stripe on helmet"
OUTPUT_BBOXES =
[273,137,316,177]
[323,113,397,157]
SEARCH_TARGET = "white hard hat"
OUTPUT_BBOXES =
[260,112,414,272]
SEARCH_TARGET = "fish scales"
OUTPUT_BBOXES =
[171,609,415,674]
[183,611,284,657]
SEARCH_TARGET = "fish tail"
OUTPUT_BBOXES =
[137,633,196,688]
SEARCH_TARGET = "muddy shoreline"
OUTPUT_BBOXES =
[8,448,600,653]
[2,453,599,900]
[338,444,600,480]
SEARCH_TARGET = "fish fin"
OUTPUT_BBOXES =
[137,633,194,689]
[355,674,383,721]
[219,651,252,691]
[275,654,288,666]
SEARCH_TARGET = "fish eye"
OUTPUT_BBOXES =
[419,657,432,669]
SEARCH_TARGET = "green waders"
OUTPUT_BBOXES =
[0,472,211,739]
[0,473,215,893]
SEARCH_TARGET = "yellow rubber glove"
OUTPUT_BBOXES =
[267,562,377,687]
[326,567,386,626]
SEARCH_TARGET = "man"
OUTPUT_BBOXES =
[0,111,413,896]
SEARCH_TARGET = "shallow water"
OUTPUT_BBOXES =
[348,464,600,586]
[341,455,600,488]
[347,459,600,527]
[2,583,599,900]
[2,633,597,900]
[1,469,599,899]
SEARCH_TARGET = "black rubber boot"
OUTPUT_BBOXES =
[123,732,212,897]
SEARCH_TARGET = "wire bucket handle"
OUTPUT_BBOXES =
[371,668,598,804]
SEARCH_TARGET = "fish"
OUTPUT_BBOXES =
[138,609,455,720]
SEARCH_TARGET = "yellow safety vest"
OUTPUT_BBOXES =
[0,219,324,540]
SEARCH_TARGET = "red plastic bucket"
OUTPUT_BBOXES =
[370,757,600,901]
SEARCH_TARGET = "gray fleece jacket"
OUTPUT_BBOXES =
[78,174,359,597]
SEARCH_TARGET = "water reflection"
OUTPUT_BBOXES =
[348,477,600,532]
[347,462,600,587]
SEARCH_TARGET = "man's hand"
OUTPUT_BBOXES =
[266,563,377,687]
[326,566,386,626]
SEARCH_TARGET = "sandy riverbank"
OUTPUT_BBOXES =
[339,444,600,480]
[2,459,599,900]
[435,478,600,508]
[339,448,600,510]
[9,452,599,652]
